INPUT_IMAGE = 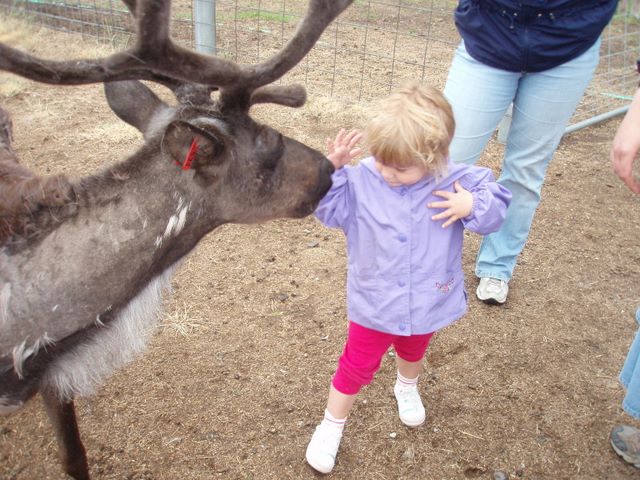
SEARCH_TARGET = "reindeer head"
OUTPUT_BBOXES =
[0,0,355,226]
[104,80,333,226]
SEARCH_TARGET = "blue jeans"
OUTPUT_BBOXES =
[620,309,640,419]
[443,40,600,281]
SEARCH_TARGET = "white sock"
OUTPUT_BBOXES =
[321,409,346,431]
[396,371,419,388]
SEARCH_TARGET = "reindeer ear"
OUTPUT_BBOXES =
[104,81,169,139]
[162,120,226,170]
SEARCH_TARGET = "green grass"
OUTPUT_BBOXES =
[231,10,295,23]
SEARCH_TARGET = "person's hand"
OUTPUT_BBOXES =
[611,89,640,194]
[326,129,363,169]
[428,181,473,228]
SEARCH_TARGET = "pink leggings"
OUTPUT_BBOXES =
[332,321,435,395]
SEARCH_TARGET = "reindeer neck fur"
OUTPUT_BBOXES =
[0,138,226,359]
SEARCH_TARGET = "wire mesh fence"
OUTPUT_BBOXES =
[1,0,640,128]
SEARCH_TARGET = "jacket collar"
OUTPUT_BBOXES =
[361,156,452,192]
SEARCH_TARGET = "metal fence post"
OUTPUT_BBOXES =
[194,0,216,54]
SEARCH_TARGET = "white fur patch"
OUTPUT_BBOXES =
[12,333,55,379]
[146,107,175,140]
[155,199,190,248]
[175,204,189,234]
[0,283,10,329]
[41,265,177,401]
[12,340,33,378]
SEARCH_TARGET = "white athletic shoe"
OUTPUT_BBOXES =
[476,277,508,304]
[305,422,343,474]
[394,383,426,427]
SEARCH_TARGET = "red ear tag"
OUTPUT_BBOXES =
[176,139,199,170]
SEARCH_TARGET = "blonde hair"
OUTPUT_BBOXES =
[364,82,455,176]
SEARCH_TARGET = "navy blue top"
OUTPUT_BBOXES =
[454,0,619,72]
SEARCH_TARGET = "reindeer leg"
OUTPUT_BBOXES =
[40,389,90,480]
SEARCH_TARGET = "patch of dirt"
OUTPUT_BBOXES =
[1,14,640,480]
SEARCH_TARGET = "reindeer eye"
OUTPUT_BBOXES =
[257,128,284,171]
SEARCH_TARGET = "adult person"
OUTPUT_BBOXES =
[443,0,619,304]
[609,86,640,467]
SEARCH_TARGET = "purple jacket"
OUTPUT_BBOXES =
[315,157,512,336]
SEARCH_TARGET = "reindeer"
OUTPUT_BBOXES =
[0,0,353,478]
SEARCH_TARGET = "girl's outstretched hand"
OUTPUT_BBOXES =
[326,129,363,169]
[428,181,473,228]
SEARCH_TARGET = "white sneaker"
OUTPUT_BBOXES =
[476,277,508,304]
[394,383,426,427]
[305,422,343,474]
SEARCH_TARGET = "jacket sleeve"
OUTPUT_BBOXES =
[314,167,351,230]
[458,167,512,235]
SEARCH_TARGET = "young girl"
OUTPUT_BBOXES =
[306,83,512,474]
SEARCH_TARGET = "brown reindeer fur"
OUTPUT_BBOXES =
[0,107,74,244]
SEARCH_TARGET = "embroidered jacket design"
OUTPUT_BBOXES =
[435,277,454,293]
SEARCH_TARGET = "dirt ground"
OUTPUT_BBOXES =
[1,12,640,480]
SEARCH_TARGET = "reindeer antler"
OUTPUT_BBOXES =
[0,0,353,108]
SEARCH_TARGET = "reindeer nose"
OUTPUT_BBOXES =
[321,156,335,175]
[317,158,334,196]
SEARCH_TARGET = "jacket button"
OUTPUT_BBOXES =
[398,280,406,287]
[399,324,406,331]
[398,234,407,242]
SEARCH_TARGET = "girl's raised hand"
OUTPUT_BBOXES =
[428,181,473,228]
[326,128,363,169]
